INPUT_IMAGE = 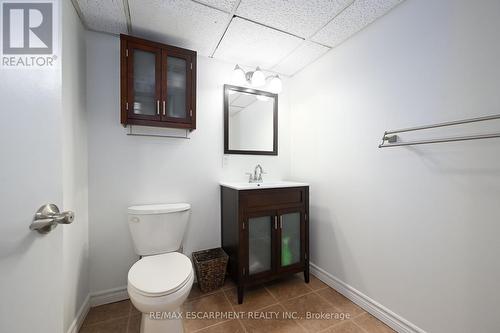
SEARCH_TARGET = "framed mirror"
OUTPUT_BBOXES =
[224,84,278,155]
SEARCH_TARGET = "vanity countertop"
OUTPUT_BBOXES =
[219,181,309,190]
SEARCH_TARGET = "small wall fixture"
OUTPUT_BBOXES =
[232,64,282,93]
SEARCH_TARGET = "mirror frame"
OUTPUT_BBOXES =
[224,84,278,156]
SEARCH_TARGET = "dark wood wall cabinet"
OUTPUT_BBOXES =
[221,185,309,304]
[120,35,197,130]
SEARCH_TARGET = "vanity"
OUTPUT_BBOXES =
[220,181,309,304]
[221,85,308,303]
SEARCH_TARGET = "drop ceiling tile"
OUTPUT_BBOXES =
[312,0,404,47]
[273,41,330,76]
[129,0,230,56]
[214,17,303,69]
[236,0,354,38]
[196,0,238,12]
[75,0,128,34]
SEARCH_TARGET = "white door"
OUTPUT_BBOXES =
[0,71,65,331]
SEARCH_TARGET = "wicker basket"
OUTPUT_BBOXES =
[192,248,229,292]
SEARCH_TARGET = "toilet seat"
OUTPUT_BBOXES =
[128,252,193,297]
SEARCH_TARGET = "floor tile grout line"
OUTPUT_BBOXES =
[186,280,238,302]
[311,285,330,292]
[313,288,364,317]
[351,319,371,333]
[189,318,233,333]
[125,315,131,333]
[222,287,280,312]
[82,313,132,328]
[185,289,234,333]
[263,285,280,303]
[351,311,367,319]
[316,319,351,333]
[126,301,133,333]
[275,303,308,333]
[278,296,327,333]
[250,301,280,313]
[280,289,356,333]
[313,288,337,308]
[221,288,249,333]
[221,287,316,332]
[281,289,317,303]
[243,302,307,333]
[353,313,396,333]
[289,312,309,333]
[186,290,221,302]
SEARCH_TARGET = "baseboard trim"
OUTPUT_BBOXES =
[67,295,90,333]
[310,263,426,333]
[89,286,129,307]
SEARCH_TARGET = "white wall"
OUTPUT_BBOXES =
[86,31,291,293]
[289,0,500,332]
[62,1,89,331]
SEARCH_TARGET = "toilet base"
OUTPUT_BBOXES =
[140,308,183,333]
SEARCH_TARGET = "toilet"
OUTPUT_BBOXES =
[127,203,193,333]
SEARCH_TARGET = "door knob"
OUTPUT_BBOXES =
[30,204,75,234]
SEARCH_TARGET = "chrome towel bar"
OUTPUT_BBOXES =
[126,125,190,139]
[379,113,500,148]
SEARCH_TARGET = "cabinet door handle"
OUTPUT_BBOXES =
[162,100,166,116]
[156,100,160,115]
[274,216,277,229]
[280,216,283,229]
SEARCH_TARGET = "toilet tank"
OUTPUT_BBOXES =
[127,203,191,256]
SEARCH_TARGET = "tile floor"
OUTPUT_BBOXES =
[80,274,395,333]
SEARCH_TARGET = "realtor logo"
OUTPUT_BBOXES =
[1,1,58,68]
[3,2,52,54]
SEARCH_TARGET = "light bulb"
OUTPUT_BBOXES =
[251,67,266,87]
[268,75,282,94]
[231,65,246,85]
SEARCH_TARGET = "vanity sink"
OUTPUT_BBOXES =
[219,180,309,190]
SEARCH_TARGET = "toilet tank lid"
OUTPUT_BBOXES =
[128,203,190,215]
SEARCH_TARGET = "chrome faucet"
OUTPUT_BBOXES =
[246,164,265,183]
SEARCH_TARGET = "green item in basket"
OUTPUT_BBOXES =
[282,237,292,266]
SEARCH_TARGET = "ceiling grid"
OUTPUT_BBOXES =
[74,0,404,76]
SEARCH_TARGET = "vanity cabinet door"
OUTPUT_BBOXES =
[277,208,305,271]
[161,50,194,125]
[244,211,277,279]
[126,42,162,121]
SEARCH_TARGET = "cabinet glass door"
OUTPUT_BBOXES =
[248,215,274,276]
[128,43,161,120]
[162,53,191,122]
[279,211,302,268]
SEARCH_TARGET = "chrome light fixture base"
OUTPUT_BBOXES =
[232,64,282,93]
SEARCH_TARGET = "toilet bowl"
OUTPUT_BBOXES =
[126,203,193,333]
[128,252,194,333]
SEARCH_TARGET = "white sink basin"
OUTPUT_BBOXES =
[219,181,309,190]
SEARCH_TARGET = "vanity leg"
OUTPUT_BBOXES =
[304,266,310,283]
[237,285,244,304]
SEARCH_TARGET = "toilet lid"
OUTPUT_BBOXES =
[128,252,192,297]
[127,203,190,215]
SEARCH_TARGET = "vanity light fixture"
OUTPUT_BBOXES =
[232,64,282,93]
[249,66,266,87]
[231,64,246,86]
[268,75,282,94]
